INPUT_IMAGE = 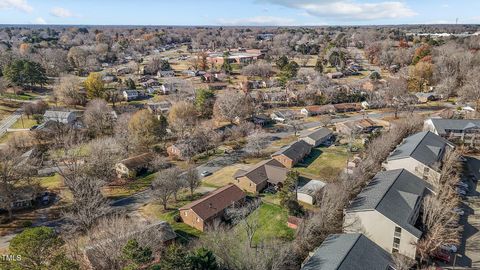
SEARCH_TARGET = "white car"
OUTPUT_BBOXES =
[453,207,465,216]
[200,171,212,177]
[441,244,458,253]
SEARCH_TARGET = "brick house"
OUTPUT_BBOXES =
[233,159,288,193]
[179,184,246,231]
[271,140,312,168]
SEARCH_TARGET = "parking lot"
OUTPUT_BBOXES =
[443,156,480,269]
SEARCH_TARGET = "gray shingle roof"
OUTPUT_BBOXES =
[346,169,432,238]
[272,140,312,161]
[302,128,333,142]
[234,159,287,185]
[298,180,326,196]
[301,233,393,270]
[387,131,453,167]
[430,119,480,136]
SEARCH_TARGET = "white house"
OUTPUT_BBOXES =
[383,131,454,184]
[123,90,139,101]
[344,169,433,259]
[297,180,326,205]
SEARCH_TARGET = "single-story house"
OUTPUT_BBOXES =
[270,110,301,123]
[301,233,394,270]
[179,184,246,231]
[272,140,312,168]
[344,169,433,259]
[416,92,438,103]
[335,118,383,135]
[297,180,326,205]
[234,159,288,193]
[248,114,272,126]
[301,128,334,147]
[115,153,154,178]
[123,90,139,101]
[300,105,336,117]
[333,103,363,113]
[326,72,344,79]
[158,70,175,77]
[43,110,77,125]
[146,102,171,116]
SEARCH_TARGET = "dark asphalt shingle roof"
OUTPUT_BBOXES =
[301,233,393,270]
[234,159,287,185]
[346,169,432,238]
[272,140,312,161]
[430,119,480,136]
[387,131,453,167]
[302,128,333,142]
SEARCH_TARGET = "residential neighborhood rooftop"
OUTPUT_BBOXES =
[301,233,393,270]
[346,169,432,237]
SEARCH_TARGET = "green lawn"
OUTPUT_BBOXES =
[243,203,294,244]
[38,174,63,189]
[296,146,349,181]
[104,172,156,199]
[0,93,34,101]
[10,117,37,129]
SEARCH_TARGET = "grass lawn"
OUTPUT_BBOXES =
[104,173,156,199]
[10,117,37,129]
[270,135,298,148]
[38,174,63,189]
[243,203,294,244]
[296,146,349,181]
[202,164,249,188]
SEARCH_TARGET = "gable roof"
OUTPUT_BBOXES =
[298,180,326,196]
[119,153,154,170]
[302,128,333,142]
[234,159,287,185]
[387,131,454,167]
[301,233,393,270]
[43,110,76,121]
[272,140,312,161]
[430,119,480,135]
[179,184,246,221]
[346,169,432,237]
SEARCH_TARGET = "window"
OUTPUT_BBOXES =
[184,212,188,216]
[392,248,399,253]
[394,227,402,238]
[196,217,200,222]
[393,237,400,249]
[424,167,430,173]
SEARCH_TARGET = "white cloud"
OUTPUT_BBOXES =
[33,17,46,24]
[50,7,76,18]
[258,0,416,20]
[216,16,295,26]
[0,0,33,13]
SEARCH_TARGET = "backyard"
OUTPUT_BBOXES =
[296,145,350,181]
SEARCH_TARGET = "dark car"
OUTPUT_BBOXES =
[432,250,451,264]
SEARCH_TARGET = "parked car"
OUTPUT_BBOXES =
[453,207,465,216]
[441,244,458,253]
[432,250,451,263]
[456,181,469,189]
[200,171,212,177]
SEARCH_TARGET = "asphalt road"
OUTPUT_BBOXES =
[0,109,22,137]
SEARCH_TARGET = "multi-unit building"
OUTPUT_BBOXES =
[271,140,312,168]
[301,233,394,270]
[234,159,288,193]
[424,118,480,147]
[383,131,454,184]
[344,169,433,259]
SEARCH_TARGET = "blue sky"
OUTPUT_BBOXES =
[0,0,479,26]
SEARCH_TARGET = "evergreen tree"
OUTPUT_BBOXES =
[189,248,218,270]
[3,59,48,88]
[122,239,153,270]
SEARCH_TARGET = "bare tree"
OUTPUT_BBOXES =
[151,168,182,209]
[213,91,254,124]
[241,61,274,79]
[0,145,37,220]
[84,99,116,137]
[54,75,85,107]
[392,253,415,270]
[184,167,200,197]
[459,67,480,113]
[226,199,261,248]
[245,130,270,157]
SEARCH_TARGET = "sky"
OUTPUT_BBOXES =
[0,0,479,26]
